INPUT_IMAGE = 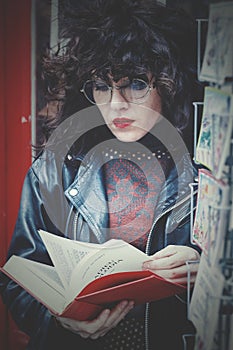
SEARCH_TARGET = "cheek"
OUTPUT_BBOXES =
[143,114,161,131]
[97,106,109,123]
[150,96,162,114]
[142,92,162,129]
[137,104,162,130]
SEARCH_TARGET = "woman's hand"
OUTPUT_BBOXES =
[142,245,200,285]
[56,300,134,339]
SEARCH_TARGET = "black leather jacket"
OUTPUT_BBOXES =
[0,142,199,350]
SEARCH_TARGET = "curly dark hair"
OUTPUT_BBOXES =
[42,0,201,145]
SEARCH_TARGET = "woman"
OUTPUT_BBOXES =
[0,1,202,349]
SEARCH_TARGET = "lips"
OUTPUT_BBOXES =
[113,118,134,128]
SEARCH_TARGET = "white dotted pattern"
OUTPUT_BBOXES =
[103,318,145,350]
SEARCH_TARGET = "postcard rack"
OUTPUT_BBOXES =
[182,11,233,350]
[184,143,233,350]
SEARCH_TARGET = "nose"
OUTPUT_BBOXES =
[110,86,129,109]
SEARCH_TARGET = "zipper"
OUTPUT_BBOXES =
[144,190,197,350]
[73,211,79,240]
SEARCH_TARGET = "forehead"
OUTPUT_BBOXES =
[91,64,151,81]
[94,72,152,84]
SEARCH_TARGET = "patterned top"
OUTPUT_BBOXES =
[103,146,171,250]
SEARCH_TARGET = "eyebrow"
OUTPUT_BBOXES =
[93,74,150,85]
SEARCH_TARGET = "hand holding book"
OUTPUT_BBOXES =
[56,300,135,339]
[142,245,200,286]
[1,229,189,321]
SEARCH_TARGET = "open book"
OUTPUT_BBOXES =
[1,230,186,321]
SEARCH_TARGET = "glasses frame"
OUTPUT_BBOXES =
[80,78,156,105]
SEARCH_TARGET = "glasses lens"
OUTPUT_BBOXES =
[82,80,110,104]
[124,79,149,103]
[82,78,151,104]
[92,80,111,105]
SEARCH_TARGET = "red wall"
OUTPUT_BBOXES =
[0,2,8,348]
[0,0,32,348]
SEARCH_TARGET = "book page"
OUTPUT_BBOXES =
[38,230,103,287]
[67,240,148,302]
[2,255,66,314]
[25,259,65,294]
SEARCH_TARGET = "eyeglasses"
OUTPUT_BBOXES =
[80,78,156,105]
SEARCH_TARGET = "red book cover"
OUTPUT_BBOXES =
[61,270,186,320]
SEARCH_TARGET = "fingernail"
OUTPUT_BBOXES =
[129,301,134,308]
[122,301,128,307]
[142,263,150,269]
[103,309,110,316]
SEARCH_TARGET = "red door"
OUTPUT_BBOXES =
[0,0,32,348]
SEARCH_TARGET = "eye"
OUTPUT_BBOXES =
[130,79,148,91]
[93,81,109,92]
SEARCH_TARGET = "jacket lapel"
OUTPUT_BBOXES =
[65,149,109,242]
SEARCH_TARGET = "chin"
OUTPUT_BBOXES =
[113,131,146,143]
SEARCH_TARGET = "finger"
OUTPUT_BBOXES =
[73,331,90,338]
[155,264,199,283]
[152,245,179,259]
[60,322,74,331]
[58,321,89,337]
[142,245,181,270]
[143,246,200,270]
[79,309,111,334]
[89,332,103,339]
[57,317,78,331]
[155,265,189,279]
[107,300,135,328]
[168,273,198,285]
[65,308,110,335]
[89,300,135,339]
[102,300,133,328]
[151,245,200,261]
[143,254,184,270]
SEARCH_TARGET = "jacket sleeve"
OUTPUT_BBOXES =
[150,156,202,254]
[0,160,66,348]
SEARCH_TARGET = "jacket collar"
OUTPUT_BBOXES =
[65,148,109,242]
